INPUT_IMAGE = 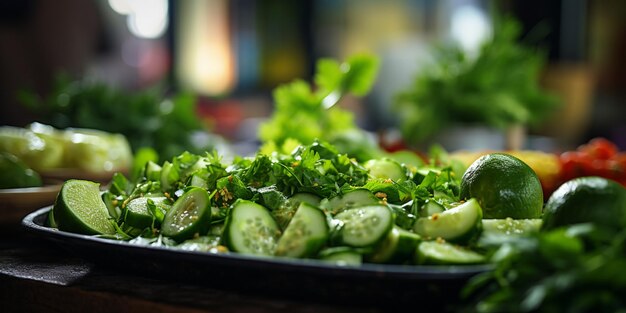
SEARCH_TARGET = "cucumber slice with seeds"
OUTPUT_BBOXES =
[327,189,379,214]
[368,226,421,264]
[413,198,482,243]
[420,199,445,217]
[478,218,542,247]
[160,161,178,191]
[482,218,542,236]
[223,200,281,256]
[275,202,329,258]
[334,205,393,248]
[364,158,406,182]
[144,161,162,181]
[123,196,171,229]
[318,247,363,266]
[415,240,485,265]
[289,192,321,206]
[161,187,211,242]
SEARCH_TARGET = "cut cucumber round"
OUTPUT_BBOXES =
[415,240,486,265]
[318,247,363,266]
[223,200,281,256]
[160,161,178,191]
[53,180,116,235]
[275,202,329,258]
[386,150,424,169]
[327,188,380,215]
[101,191,122,220]
[161,187,211,242]
[367,226,421,264]
[478,218,542,247]
[289,192,322,206]
[364,158,406,182]
[144,161,162,181]
[188,173,208,189]
[413,198,482,244]
[420,199,445,217]
[482,218,542,237]
[334,205,393,248]
[123,196,171,230]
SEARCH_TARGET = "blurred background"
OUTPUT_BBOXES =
[1,0,625,154]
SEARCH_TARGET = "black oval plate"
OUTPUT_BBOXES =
[22,207,491,308]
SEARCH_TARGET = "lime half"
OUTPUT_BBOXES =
[53,180,115,235]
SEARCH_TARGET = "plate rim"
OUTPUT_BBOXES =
[22,206,493,280]
[0,184,63,195]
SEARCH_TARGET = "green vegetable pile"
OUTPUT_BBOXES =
[61,140,472,266]
[394,17,559,145]
[18,76,226,162]
[464,224,626,312]
[259,54,383,162]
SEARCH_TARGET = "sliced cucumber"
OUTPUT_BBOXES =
[413,198,482,244]
[178,236,224,253]
[386,150,424,169]
[161,187,211,242]
[275,202,329,258]
[289,192,322,206]
[415,240,485,265]
[188,173,208,189]
[364,158,406,182]
[482,218,542,236]
[101,191,122,220]
[318,247,363,266]
[160,161,179,191]
[479,218,542,247]
[257,186,287,210]
[367,226,421,264]
[420,199,445,217]
[144,161,162,181]
[334,205,393,248]
[222,200,281,256]
[123,196,171,229]
[327,188,379,215]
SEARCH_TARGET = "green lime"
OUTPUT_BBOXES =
[460,153,543,219]
[0,126,63,170]
[53,180,116,235]
[542,177,626,231]
[0,152,42,189]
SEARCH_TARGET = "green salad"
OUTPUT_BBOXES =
[49,140,514,266]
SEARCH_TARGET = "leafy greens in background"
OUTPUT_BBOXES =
[18,76,227,162]
[463,224,626,313]
[394,17,559,146]
[259,54,383,161]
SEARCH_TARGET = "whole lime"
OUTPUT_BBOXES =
[460,153,543,219]
[542,176,626,231]
[0,152,42,189]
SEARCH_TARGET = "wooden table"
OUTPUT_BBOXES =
[1,225,389,313]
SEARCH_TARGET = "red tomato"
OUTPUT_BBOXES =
[580,137,618,160]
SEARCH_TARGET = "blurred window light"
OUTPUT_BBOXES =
[108,0,169,39]
[108,0,133,15]
[450,4,491,54]
[175,0,235,96]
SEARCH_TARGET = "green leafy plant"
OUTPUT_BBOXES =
[394,17,559,146]
[463,224,626,313]
[18,75,226,162]
[259,54,382,161]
